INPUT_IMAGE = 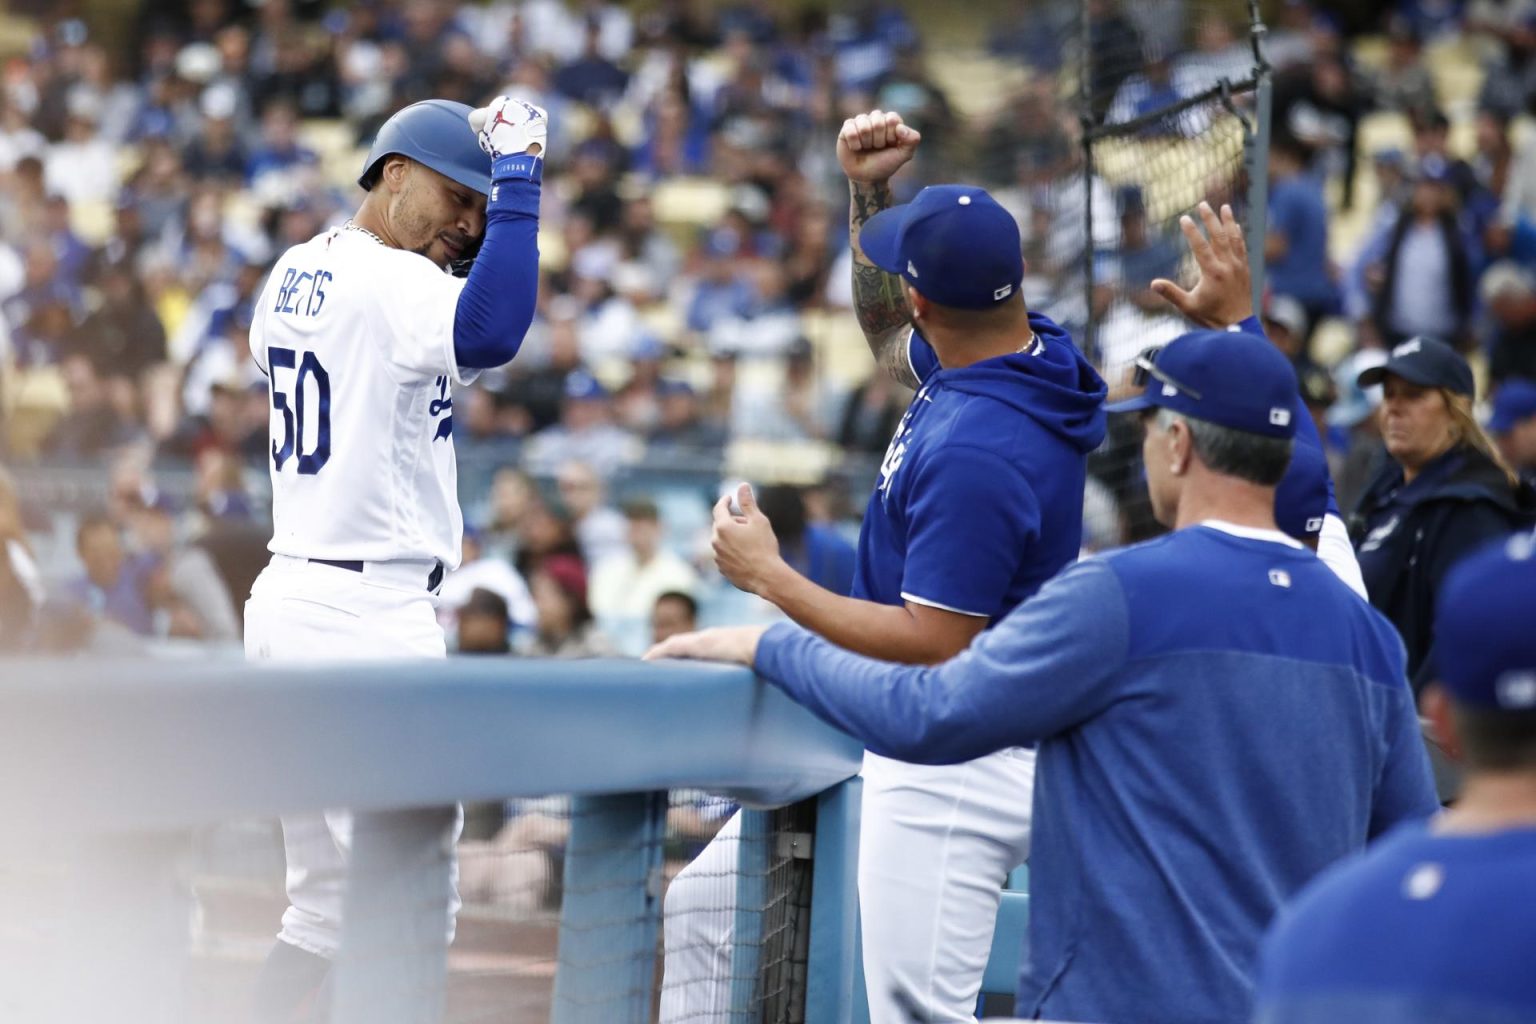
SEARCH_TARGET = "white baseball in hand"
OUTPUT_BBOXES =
[468,96,548,160]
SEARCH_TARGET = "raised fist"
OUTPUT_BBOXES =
[468,96,548,161]
[837,109,921,185]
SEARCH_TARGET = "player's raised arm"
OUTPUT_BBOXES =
[450,96,548,370]
[840,109,924,389]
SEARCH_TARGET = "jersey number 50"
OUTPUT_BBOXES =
[270,346,331,474]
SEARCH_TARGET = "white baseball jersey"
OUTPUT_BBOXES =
[251,227,478,570]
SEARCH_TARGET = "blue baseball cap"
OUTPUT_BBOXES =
[563,370,607,401]
[859,185,1025,310]
[1358,336,1474,397]
[1274,442,1330,539]
[1487,379,1536,434]
[1104,330,1300,439]
[1435,533,1536,710]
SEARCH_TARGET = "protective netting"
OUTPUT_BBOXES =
[997,0,1269,548]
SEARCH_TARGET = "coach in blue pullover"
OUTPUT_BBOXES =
[651,330,1439,1023]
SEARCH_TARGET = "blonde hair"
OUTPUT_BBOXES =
[1444,389,1521,489]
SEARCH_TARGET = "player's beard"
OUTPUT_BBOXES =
[395,176,450,268]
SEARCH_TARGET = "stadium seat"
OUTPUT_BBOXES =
[652,177,731,227]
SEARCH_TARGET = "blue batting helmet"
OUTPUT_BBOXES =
[358,99,492,196]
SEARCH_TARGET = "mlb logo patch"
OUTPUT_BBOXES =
[1305,516,1324,533]
[1497,671,1536,709]
[1268,569,1292,588]
[993,283,1013,301]
[1161,383,1178,397]
[1269,407,1292,427]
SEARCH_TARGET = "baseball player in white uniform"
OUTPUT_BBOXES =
[243,95,547,1021]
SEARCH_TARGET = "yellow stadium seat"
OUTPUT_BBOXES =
[652,178,730,227]
[723,438,840,486]
[801,309,874,388]
[69,199,115,247]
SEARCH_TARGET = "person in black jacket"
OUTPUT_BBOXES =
[1350,337,1536,697]
[1369,157,1476,350]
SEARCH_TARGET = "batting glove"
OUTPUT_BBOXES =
[469,96,548,161]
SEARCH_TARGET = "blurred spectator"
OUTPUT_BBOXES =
[128,490,240,641]
[651,589,698,645]
[651,379,729,452]
[1350,339,1536,694]
[1370,157,1474,353]
[1481,262,1536,384]
[480,467,542,562]
[553,460,627,567]
[245,99,318,188]
[1263,294,1323,381]
[64,513,155,636]
[1114,186,1180,305]
[1371,16,1437,114]
[755,484,856,597]
[1488,379,1536,483]
[590,499,699,622]
[1408,108,1480,204]
[46,354,143,459]
[835,371,907,454]
[1107,43,1206,138]
[456,587,512,655]
[438,527,537,637]
[511,501,584,582]
[0,468,43,650]
[523,371,642,476]
[1173,13,1253,96]
[731,337,839,441]
[553,17,629,107]
[68,257,167,381]
[518,554,614,658]
[1265,132,1339,333]
[43,97,119,205]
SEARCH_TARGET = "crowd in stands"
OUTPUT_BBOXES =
[0,0,1534,661]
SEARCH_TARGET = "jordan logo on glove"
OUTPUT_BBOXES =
[469,96,548,161]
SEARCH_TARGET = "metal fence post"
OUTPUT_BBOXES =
[552,792,668,1024]
[805,777,862,1024]
[332,805,460,1024]
[1244,0,1272,311]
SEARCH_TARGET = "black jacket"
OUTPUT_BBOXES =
[1350,445,1536,694]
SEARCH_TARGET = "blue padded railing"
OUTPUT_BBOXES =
[0,656,865,1024]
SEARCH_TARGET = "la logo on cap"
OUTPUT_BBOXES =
[1393,339,1422,357]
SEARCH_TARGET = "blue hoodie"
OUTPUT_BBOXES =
[855,311,1107,621]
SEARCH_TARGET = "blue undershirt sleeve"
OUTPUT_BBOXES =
[452,154,542,369]
[753,559,1131,764]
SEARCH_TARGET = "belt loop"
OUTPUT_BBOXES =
[427,561,444,592]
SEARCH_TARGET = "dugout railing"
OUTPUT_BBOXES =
[0,656,865,1024]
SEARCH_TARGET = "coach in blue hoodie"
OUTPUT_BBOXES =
[654,329,1438,1024]
[667,117,1106,1024]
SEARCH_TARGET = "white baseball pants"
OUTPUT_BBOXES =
[859,749,1034,1023]
[659,748,1033,1023]
[244,555,460,959]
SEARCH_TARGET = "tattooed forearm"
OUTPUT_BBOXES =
[849,180,918,388]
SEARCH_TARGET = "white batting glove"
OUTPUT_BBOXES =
[468,96,548,161]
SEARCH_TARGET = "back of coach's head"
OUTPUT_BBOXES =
[1424,534,1536,773]
[1105,331,1299,528]
[855,184,1028,333]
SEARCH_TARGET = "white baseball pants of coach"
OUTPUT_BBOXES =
[659,747,1033,1023]
[244,555,461,960]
